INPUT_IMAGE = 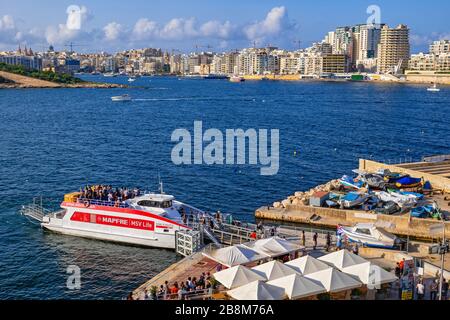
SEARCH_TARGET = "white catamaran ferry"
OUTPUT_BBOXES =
[21,184,209,249]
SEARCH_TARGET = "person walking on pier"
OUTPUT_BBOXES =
[442,279,448,300]
[326,232,332,252]
[430,280,438,300]
[416,281,425,300]
[313,232,318,250]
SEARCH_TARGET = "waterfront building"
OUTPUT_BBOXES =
[322,54,349,74]
[0,55,43,70]
[357,24,383,60]
[304,53,323,75]
[377,24,410,74]
[429,40,450,55]
[408,52,450,72]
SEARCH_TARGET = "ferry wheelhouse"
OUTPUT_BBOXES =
[22,188,206,249]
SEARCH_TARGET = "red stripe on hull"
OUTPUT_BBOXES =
[62,202,189,229]
[71,212,156,231]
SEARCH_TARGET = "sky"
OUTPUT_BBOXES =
[0,0,449,53]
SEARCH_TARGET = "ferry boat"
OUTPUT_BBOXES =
[21,185,208,249]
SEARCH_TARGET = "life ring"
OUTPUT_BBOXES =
[84,200,91,208]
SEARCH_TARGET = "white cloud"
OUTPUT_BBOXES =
[103,22,124,41]
[199,20,234,38]
[160,18,198,40]
[244,6,292,42]
[0,15,15,30]
[132,18,159,40]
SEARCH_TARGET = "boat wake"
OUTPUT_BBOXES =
[132,97,261,102]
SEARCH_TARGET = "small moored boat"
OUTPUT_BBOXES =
[338,223,402,249]
[427,83,440,92]
[230,76,245,83]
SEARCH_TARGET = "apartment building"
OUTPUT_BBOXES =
[377,24,410,74]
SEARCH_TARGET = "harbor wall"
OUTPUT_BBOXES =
[255,204,450,240]
[359,159,450,193]
[404,72,450,85]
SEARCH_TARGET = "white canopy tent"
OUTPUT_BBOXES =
[203,245,268,268]
[252,260,300,281]
[243,237,303,258]
[341,262,398,286]
[305,268,362,293]
[227,280,286,301]
[268,274,327,300]
[285,255,331,275]
[213,265,267,289]
[318,250,368,270]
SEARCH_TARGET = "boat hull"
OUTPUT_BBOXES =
[39,202,190,249]
[42,223,175,249]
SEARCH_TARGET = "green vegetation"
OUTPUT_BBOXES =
[0,62,85,84]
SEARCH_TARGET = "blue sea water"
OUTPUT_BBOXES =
[0,76,449,299]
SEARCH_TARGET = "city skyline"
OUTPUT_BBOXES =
[0,0,449,53]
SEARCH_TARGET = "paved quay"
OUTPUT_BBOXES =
[256,158,450,241]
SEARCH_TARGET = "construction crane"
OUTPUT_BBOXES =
[64,42,85,53]
[194,44,214,53]
[293,40,302,50]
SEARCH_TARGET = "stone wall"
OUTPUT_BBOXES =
[359,159,450,193]
[256,204,450,240]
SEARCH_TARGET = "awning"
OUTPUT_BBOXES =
[252,260,300,281]
[285,255,332,275]
[341,262,398,286]
[227,280,286,300]
[202,245,268,268]
[318,250,368,270]
[213,265,267,289]
[268,274,327,300]
[305,268,362,293]
[242,237,303,258]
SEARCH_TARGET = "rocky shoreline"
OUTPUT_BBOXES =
[0,82,127,89]
[272,179,342,209]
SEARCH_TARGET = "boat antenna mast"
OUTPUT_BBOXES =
[158,173,165,194]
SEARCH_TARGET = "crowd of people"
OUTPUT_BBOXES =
[78,185,141,204]
[154,272,216,300]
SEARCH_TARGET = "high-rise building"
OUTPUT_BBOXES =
[377,24,410,74]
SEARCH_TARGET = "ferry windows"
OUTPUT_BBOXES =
[137,200,173,208]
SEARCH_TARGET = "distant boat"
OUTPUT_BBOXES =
[202,74,229,80]
[427,83,440,92]
[230,76,245,83]
[111,94,132,102]
[104,73,117,78]
[128,77,136,83]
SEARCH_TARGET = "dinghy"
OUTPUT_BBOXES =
[338,192,369,209]
[395,176,422,189]
[337,223,401,249]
